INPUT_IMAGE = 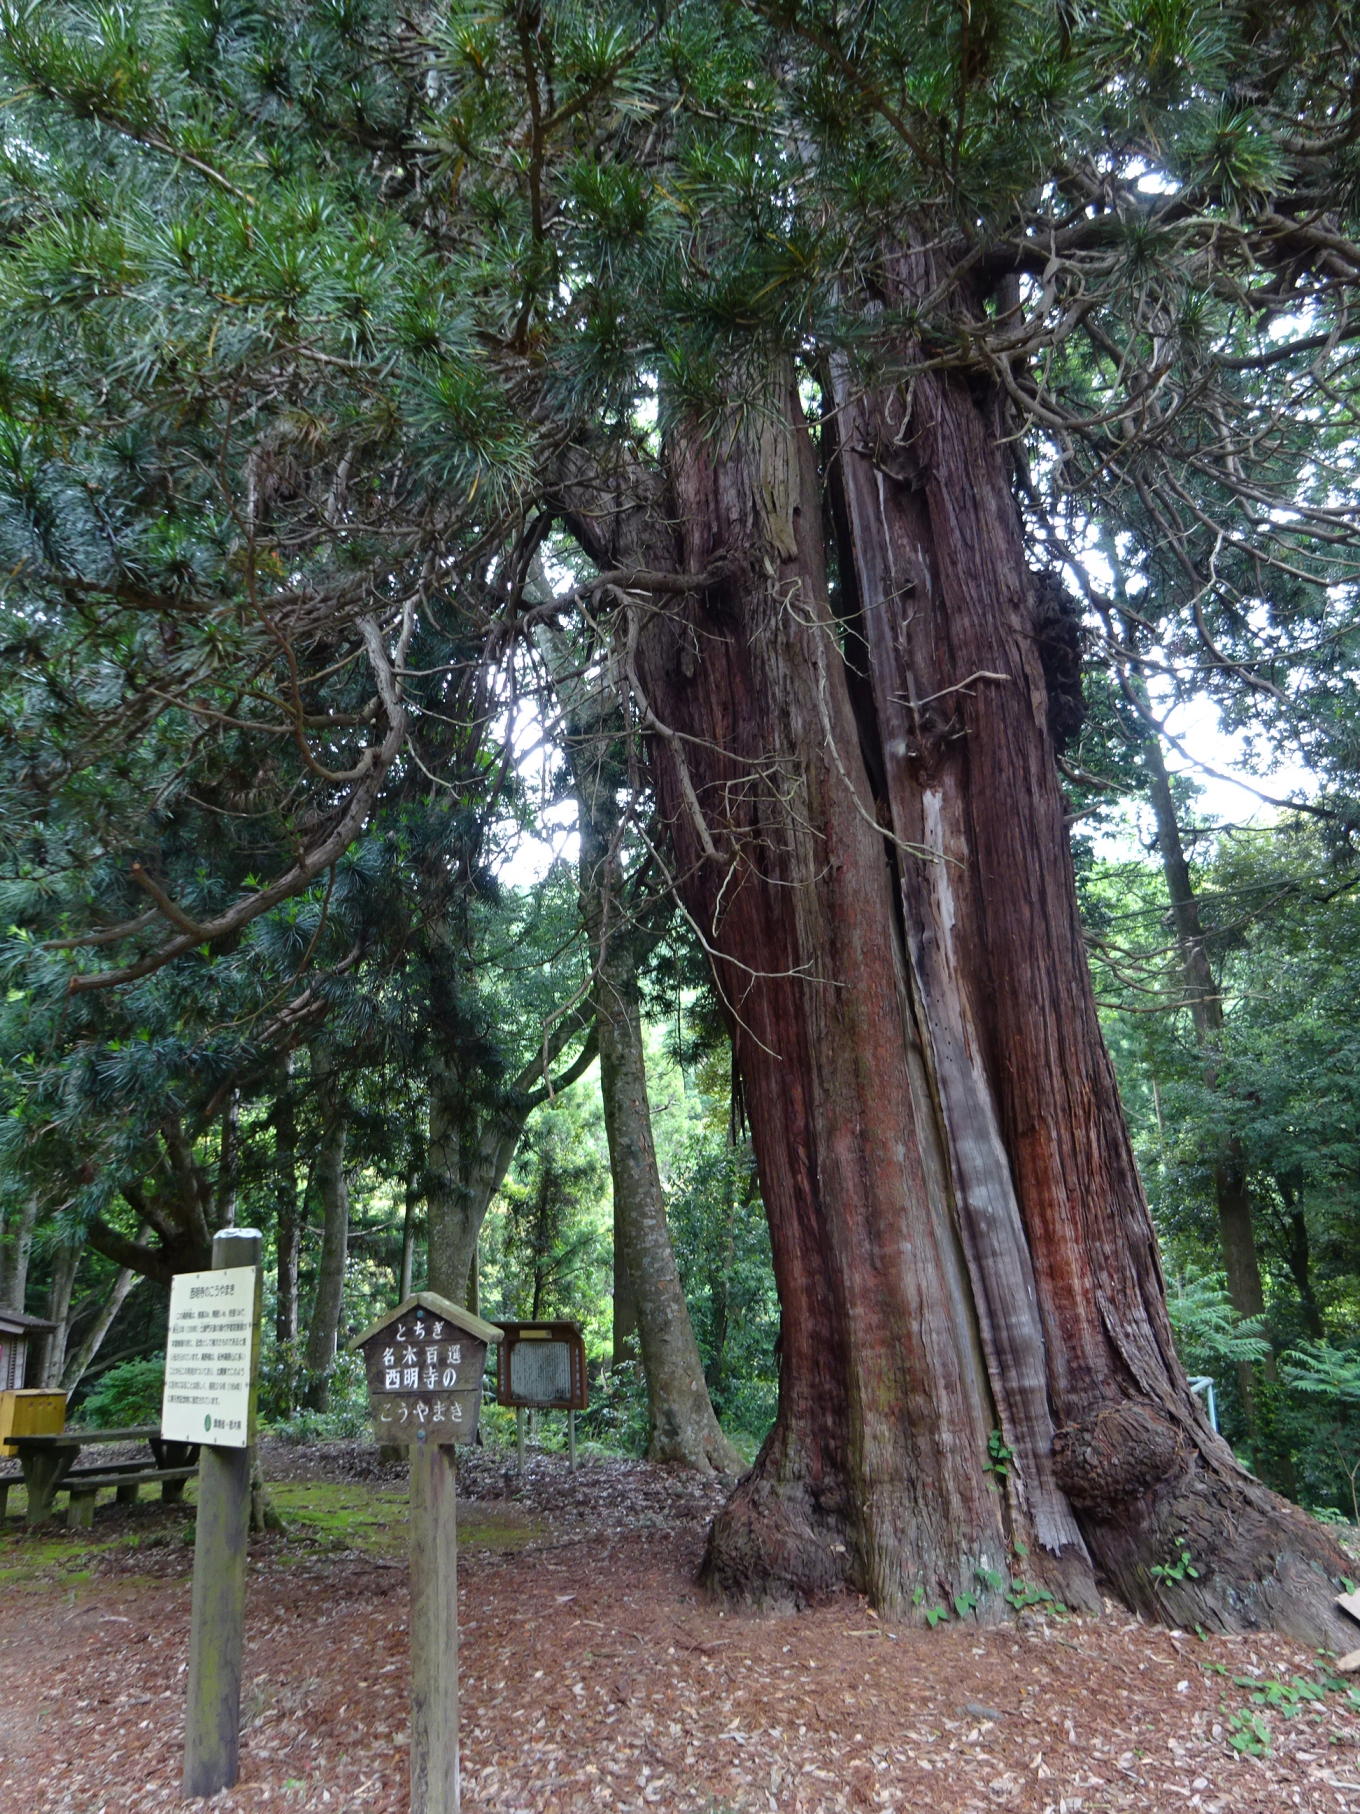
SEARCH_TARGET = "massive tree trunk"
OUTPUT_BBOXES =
[559,336,1349,1642]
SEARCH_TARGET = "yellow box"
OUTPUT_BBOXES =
[0,1389,66,1456]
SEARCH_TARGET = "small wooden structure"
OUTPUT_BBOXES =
[495,1321,588,1411]
[352,1292,502,1814]
[496,1320,588,1472]
[0,1309,62,1459]
[0,1307,55,1390]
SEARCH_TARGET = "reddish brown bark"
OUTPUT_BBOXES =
[558,345,1350,1642]
[819,330,1340,1637]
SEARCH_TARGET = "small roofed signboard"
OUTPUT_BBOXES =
[352,1293,501,1445]
[496,1321,588,1411]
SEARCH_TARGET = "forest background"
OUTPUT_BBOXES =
[1,0,1360,1634]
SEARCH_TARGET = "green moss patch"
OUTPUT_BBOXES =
[266,1480,545,1557]
[267,1480,410,1557]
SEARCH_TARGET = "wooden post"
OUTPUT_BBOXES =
[350,1292,500,1814]
[182,1228,261,1800]
[516,1405,526,1474]
[409,1433,460,1814]
[568,1409,576,1473]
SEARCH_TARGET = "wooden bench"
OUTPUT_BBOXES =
[0,1461,197,1525]
[65,1465,197,1528]
[3,1428,200,1525]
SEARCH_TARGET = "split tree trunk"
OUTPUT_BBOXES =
[560,334,1349,1643]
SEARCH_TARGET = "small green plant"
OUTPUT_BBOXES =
[1150,1543,1200,1584]
[1234,1672,1331,1716]
[953,1589,979,1617]
[1225,1707,1272,1756]
[1209,1661,1360,1760]
[975,1565,1005,1592]
[270,1403,370,1444]
[908,1583,950,1626]
[984,1429,1013,1481]
[1005,1579,1064,1612]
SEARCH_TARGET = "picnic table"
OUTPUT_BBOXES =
[3,1424,199,1527]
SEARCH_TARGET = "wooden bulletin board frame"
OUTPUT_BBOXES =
[495,1321,589,1411]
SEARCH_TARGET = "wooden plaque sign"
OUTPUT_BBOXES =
[495,1321,588,1411]
[352,1293,502,1446]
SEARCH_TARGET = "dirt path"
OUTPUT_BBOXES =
[2,1446,1359,1812]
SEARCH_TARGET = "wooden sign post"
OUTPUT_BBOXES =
[170,1227,263,1800]
[352,1292,502,1814]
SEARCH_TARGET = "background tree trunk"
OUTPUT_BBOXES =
[39,1243,80,1389]
[545,620,740,1472]
[60,1230,150,1392]
[0,1196,38,1313]
[1135,706,1286,1482]
[424,1067,523,1303]
[612,1240,639,1366]
[273,1067,301,1352]
[302,1044,350,1412]
[400,1156,420,1300]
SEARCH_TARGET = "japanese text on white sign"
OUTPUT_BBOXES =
[162,1266,260,1447]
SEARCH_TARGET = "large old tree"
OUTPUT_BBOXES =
[3,0,1360,1638]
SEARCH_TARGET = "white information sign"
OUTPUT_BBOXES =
[162,1265,260,1447]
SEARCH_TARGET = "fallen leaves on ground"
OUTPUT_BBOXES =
[2,1443,1358,1812]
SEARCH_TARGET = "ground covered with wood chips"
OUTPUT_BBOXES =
[3,1442,1360,1812]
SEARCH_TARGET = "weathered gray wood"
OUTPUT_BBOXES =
[10,1425,163,1525]
[65,1465,198,1528]
[22,1448,72,1526]
[182,1228,261,1800]
[409,1436,460,1814]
